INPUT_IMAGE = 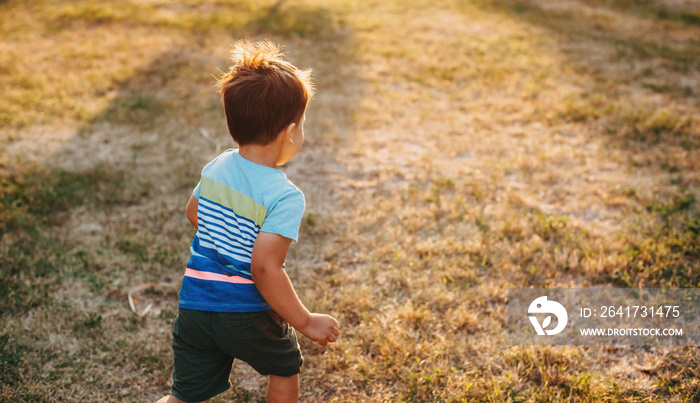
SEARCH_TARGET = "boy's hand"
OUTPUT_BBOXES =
[299,314,340,346]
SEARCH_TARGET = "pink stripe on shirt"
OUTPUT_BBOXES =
[184,268,254,284]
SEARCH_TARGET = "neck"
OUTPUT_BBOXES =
[237,143,282,169]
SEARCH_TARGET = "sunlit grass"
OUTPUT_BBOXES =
[1,0,698,401]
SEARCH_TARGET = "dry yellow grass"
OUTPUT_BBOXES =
[1,0,698,401]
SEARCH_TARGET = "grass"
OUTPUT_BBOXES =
[1,0,699,401]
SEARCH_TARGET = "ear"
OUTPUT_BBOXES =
[284,122,296,143]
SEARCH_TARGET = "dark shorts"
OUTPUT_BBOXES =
[171,308,303,402]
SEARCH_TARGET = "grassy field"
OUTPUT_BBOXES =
[1,0,699,401]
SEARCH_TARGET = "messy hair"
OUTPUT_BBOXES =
[217,40,314,146]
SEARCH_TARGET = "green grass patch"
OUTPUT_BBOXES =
[679,10,700,26]
[580,0,700,26]
[100,93,164,127]
[52,3,126,27]
[609,191,699,287]
[505,347,599,400]
[0,162,135,233]
[0,234,64,313]
[0,160,149,313]
[606,107,697,149]
[612,36,699,72]
[561,92,617,123]
[641,80,694,97]
[0,333,26,387]
[251,2,339,38]
[560,92,697,150]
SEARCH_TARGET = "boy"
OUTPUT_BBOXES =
[158,40,340,403]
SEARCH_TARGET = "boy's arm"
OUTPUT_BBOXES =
[185,194,198,229]
[251,232,339,346]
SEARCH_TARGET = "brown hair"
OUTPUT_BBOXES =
[217,40,314,146]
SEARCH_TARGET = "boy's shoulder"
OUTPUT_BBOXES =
[201,148,239,172]
[201,149,303,203]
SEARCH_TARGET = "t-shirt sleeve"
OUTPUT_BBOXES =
[193,150,231,201]
[260,189,305,242]
[192,181,201,200]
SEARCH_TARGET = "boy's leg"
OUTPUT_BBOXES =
[266,374,299,403]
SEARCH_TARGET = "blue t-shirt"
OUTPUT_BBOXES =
[178,149,305,312]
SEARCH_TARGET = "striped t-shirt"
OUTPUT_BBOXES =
[178,149,305,312]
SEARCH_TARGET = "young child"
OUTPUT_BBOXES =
[157,40,339,403]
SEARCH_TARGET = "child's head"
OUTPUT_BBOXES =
[218,40,314,146]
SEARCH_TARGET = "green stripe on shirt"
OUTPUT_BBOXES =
[200,176,267,227]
